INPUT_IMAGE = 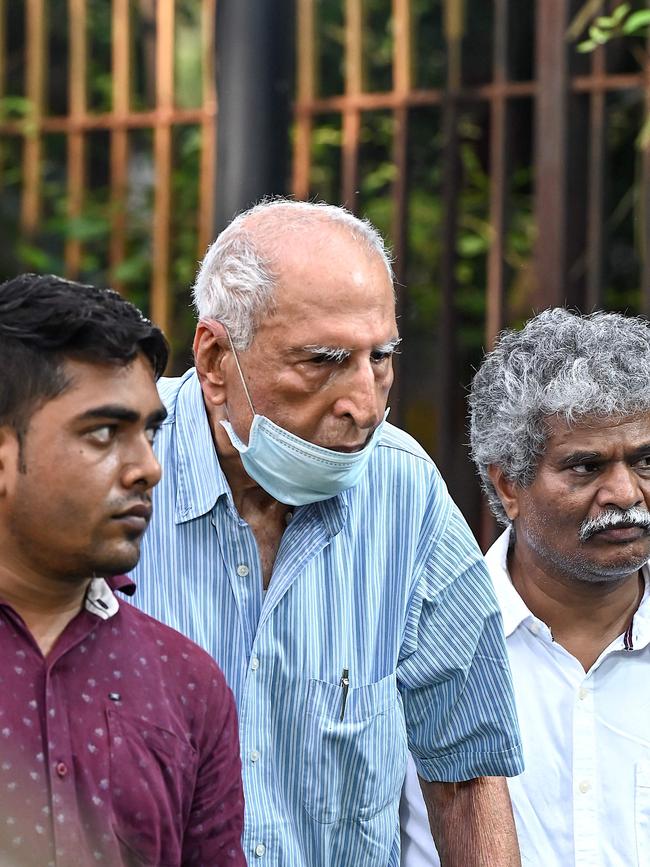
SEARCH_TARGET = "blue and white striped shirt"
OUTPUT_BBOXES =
[131,369,523,866]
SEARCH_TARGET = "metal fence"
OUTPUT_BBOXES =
[0,0,216,339]
[292,0,649,538]
[2,0,648,538]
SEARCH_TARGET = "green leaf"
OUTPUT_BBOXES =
[612,3,632,23]
[588,24,610,44]
[622,9,650,34]
[16,242,58,272]
[577,39,598,52]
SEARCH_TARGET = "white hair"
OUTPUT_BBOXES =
[192,198,394,349]
[469,308,650,524]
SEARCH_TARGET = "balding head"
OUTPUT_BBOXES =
[192,199,394,349]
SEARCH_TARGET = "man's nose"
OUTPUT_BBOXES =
[331,360,389,430]
[596,463,644,510]
[122,437,162,490]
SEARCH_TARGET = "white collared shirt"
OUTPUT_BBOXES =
[400,527,650,867]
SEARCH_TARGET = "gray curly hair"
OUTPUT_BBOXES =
[469,307,650,524]
[192,198,394,350]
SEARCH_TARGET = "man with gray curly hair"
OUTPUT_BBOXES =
[401,307,650,866]
[131,198,524,866]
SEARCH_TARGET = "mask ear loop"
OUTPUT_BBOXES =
[223,328,256,417]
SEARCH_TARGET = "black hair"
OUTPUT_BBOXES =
[0,273,169,437]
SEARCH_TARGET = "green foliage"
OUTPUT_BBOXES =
[576,2,650,52]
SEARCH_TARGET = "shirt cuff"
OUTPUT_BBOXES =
[413,742,524,783]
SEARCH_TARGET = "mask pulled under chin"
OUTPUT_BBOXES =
[220,410,389,506]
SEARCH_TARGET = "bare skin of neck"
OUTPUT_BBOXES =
[0,564,89,657]
[507,546,644,672]
[212,420,291,591]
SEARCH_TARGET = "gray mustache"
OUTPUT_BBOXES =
[579,507,650,542]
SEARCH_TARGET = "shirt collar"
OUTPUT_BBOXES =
[485,527,532,637]
[84,574,134,621]
[487,525,650,649]
[174,370,230,523]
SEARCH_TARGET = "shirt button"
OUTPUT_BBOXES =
[529,622,540,636]
[250,750,260,763]
[578,687,588,700]
[237,564,250,577]
[55,762,68,778]
[250,656,260,671]
[579,780,591,794]
[255,843,266,857]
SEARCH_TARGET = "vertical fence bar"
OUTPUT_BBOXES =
[198,0,217,255]
[480,0,508,551]
[585,45,606,310]
[66,0,87,278]
[485,0,508,350]
[292,0,315,201]
[342,0,362,209]
[641,48,650,315]
[0,0,6,188]
[437,0,463,475]
[151,0,174,334]
[534,0,569,307]
[21,0,45,234]
[390,0,411,424]
[110,0,130,292]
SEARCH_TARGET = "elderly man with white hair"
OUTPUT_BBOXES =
[131,198,523,866]
[401,307,650,867]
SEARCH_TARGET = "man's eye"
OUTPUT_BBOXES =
[635,455,650,470]
[370,351,392,364]
[572,463,598,475]
[145,426,161,444]
[88,425,115,445]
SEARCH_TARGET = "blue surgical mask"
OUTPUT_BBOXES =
[219,329,388,505]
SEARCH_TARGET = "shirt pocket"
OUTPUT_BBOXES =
[107,709,198,866]
[636,760,650,865]
[302,671,407,824]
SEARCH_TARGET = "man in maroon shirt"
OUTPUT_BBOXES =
[0,273,246,866]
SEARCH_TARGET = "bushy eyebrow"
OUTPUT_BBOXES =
[301,337,402,362]
[558,443,650,466]
[76,405,168,426]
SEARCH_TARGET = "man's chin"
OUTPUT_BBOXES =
[91,545,142,578]
[579,549,650,583]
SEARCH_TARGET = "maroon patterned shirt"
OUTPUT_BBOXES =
[0,575,245,867]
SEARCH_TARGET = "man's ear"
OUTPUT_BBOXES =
[0,427,20,497]
[487,465,520,522]
[193,321,230,407]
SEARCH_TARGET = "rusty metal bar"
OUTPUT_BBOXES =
[293,81,542,115]
[533,0,569,307]
[389,0,412,425]
[65,0,87,278]
[480,0,508,551]
[151,0,174,333]
[21,0,45,234]
[585,44,606,310]
[485,0,508,350]
[198,0,217,255]
[0,0,6,189]
[641,46,650,315]
[572,72,644,92]
[292,0,315,200]
[0,107,214,135]
[437,0,464,475]
[341,0,362,209]
[110,0,130,291]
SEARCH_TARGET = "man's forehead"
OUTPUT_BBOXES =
[53,356,160,410]
[544,411,650,451]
